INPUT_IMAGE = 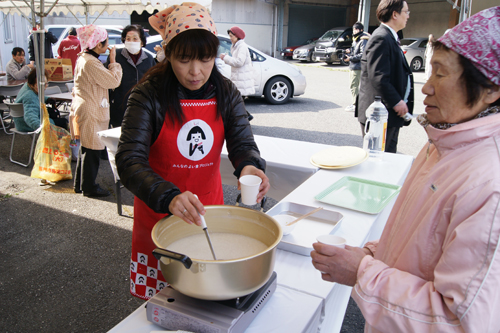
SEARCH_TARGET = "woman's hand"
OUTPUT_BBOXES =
[219,53,226,60]
[109,46,117,64]
[310,243,367,286]
[238,165,270,203]
[154,45,162,52]
[168,191,206,226]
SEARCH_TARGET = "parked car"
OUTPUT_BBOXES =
[140,34,306,105]
[46,25,123,58]
[313,27,353,65]
[292,40,318,62]
[281,37,317,59]
[400,37,428,72]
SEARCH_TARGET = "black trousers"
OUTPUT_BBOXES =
[74,146,103,193]
[360,123,401,153]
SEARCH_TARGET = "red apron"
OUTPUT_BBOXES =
[129,98,224,300]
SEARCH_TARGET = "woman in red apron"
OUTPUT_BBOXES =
[115,2,270,300]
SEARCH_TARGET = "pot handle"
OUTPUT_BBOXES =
[153,248,193,269]
[236,194,267,211]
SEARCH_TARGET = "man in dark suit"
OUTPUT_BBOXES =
[356,0,413,153]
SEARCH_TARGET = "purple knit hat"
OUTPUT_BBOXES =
[438,6,500,85]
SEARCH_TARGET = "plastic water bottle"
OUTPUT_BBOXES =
[363,96,388,161]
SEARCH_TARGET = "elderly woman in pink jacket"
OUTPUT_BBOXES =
[311,7,500,332]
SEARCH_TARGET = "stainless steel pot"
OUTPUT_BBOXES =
[152,205,282,300]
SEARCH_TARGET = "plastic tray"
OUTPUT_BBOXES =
[314,176,401,214]
[267,202,343,256]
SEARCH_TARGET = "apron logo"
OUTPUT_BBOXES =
[177,119,214,161]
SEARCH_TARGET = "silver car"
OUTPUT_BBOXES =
[140,34,307,105]
[400,37,428,72]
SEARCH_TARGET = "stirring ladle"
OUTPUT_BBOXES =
[194,195,217,260]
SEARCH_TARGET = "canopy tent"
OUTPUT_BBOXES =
[0,0,209,141]
[0,0,194,18]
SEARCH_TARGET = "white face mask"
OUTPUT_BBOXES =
[125,41,141,55]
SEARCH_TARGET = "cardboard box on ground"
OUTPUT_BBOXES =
[45,59,72,80]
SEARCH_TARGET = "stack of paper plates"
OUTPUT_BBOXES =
[310,146,368,169]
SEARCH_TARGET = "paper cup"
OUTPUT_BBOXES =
[316,235,346,248]
[272,214,297,235]
[239,175,262,205]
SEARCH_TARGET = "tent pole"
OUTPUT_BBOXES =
[10,0,33,23]
[65,7,85,26]
[91,5,110,24]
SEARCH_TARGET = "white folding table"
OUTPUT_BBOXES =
[108,152,414,332]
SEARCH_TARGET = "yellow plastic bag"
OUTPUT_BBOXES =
[31,104,72,182]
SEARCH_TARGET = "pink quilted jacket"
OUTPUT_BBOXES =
[353,113,500,332]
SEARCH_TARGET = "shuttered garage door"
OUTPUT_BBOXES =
[287,4,347,47]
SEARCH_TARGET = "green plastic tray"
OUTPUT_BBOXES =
[314,176,401,214]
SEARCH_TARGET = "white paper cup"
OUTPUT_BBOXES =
[239,175,262,205]
[316,235,346,248]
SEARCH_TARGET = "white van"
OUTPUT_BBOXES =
[46,25,123,57]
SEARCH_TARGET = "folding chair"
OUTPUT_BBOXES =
[45,86,70,116]
[7,102,41,167]
[0,102,13,135]
[45,86,62,95]
[65,82,74,93]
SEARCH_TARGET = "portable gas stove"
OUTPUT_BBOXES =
[146,271,277,332]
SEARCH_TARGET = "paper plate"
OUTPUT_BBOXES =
[310,146,368,169]
[310,153,368,169]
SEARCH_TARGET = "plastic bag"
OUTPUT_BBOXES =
[31,104,73,182]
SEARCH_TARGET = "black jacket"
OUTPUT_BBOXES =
[105,48,156,127]
[115,76,266,214]
[356,25,414,128]
[348,32,370,71]
[28,31,58,62]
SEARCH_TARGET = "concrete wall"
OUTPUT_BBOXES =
[471,0,498,15]
[367,0,451,39]
[211,0,276,55]
[0,13,31,73]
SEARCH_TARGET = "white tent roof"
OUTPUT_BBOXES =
[0,0,212,17]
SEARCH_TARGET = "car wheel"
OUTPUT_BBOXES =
[264,77,292,105]
[410,57,423,72]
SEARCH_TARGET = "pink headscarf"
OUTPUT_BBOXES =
[77,25,108,50]
[148,2,217,46]
[439,6,500,85]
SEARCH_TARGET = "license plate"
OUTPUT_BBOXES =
[316,57,320,61]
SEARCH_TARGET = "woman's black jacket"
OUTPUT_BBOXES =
[115,76,265,215]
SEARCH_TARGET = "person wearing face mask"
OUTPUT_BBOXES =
[105,24,155,128]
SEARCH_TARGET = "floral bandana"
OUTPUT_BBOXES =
[439,6,500,85]
[77,25,108,50]
[148,2,217,46]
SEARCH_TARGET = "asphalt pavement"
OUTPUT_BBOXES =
[0,61,429,332]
